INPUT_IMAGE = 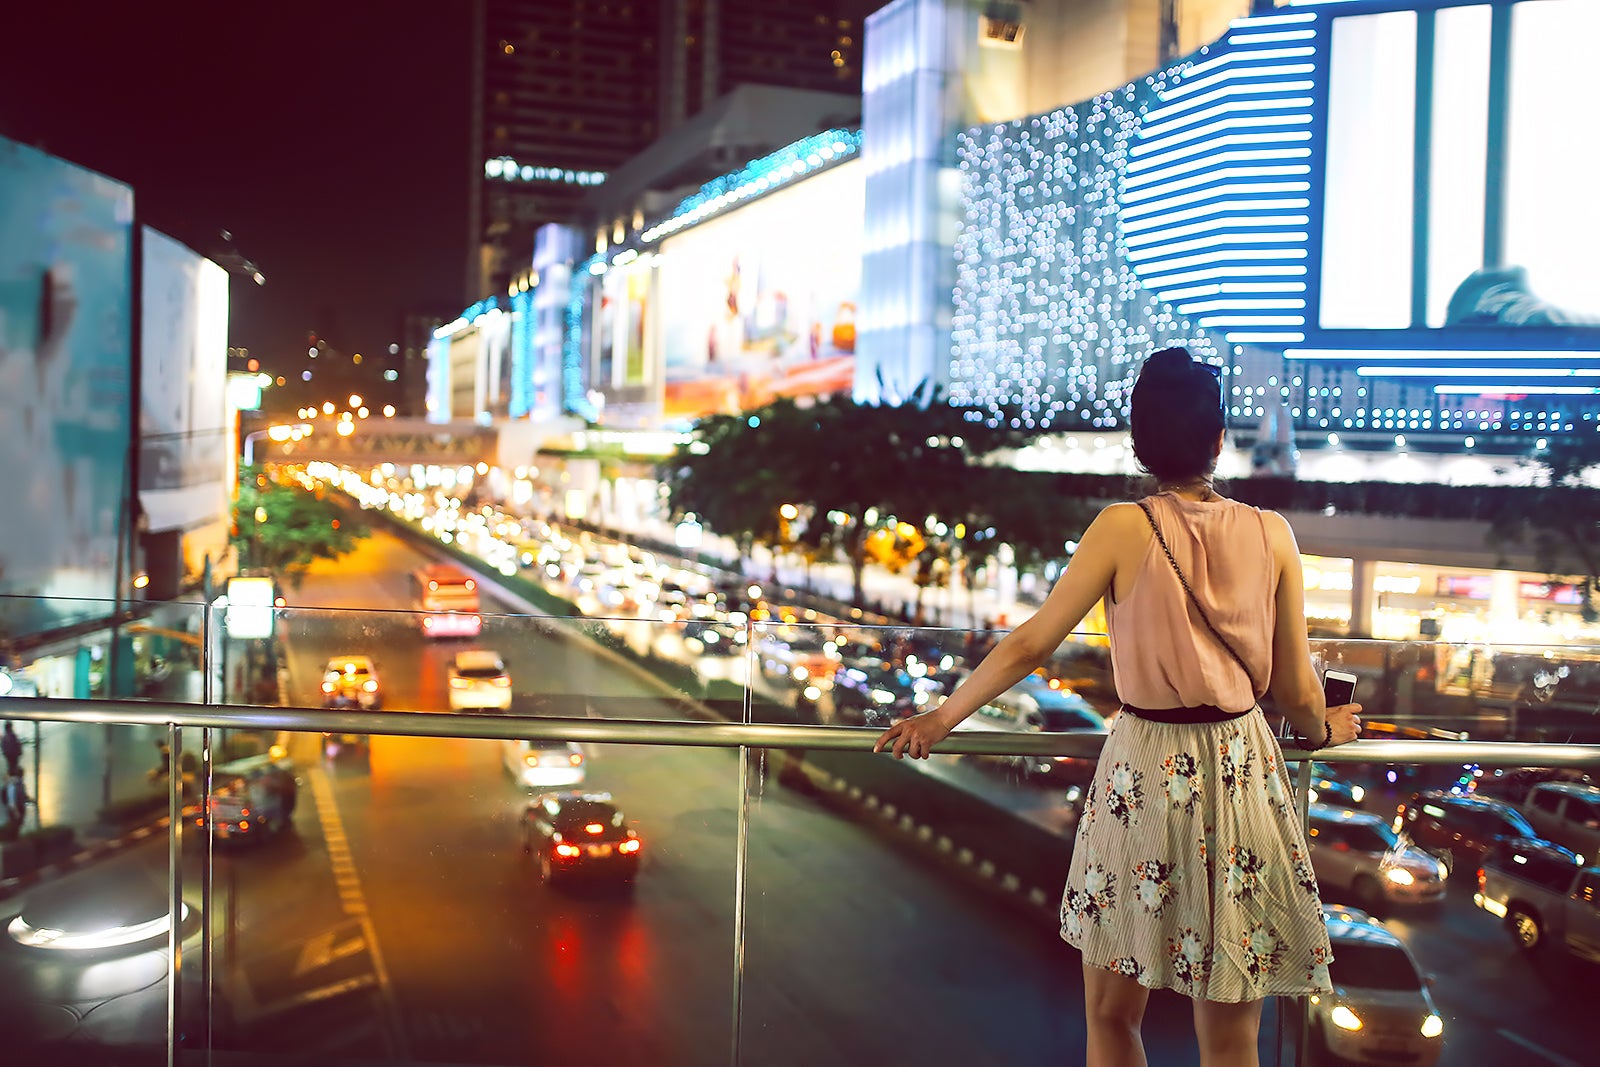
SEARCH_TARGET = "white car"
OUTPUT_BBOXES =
[448,650,513,711]
[502,738,587,789]
[1310,906,1443,1066]
[1306,804,1447,911]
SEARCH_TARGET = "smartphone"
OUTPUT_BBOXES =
[1323,670,1358,707]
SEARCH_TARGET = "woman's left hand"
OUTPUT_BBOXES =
[874,709,956,760]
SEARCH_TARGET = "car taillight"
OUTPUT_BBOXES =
[450,678,470,689]
[1477,867,1486,892]
[493,676,511,687]
[555,843,581,858]
[363,680,378,692]
[619,839,641,854]
[569,753,583,765]
[525,753,541,767]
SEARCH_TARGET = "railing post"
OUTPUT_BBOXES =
[1291,756,1314,1066]
[166,721,184,1067]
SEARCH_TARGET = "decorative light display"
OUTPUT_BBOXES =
[508,286,535,419]
[951,63,1222,430]
[639,128,862,244]
[483,157,606,186]
[952,1,1599,441]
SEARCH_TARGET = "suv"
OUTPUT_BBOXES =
[321,656,381,709]
[1306,804,1447,912]
[1475,837,1600,964]
[1311,906,1444,1066]
[448,650,513,711]
[1395,790,1538,876]
[1522,782,1600,864]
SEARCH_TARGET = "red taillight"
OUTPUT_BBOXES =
[555,843,581,858]
[619,839,641,854]
[465,580,476,591]
[1477,867,1486,892]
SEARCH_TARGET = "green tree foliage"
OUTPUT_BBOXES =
[230,467,371,587]
[662,396,1096,603]
[1489,436,1600,620]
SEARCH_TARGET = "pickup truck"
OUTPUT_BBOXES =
[1521,781,1600,863]
[1474,837,1600,964]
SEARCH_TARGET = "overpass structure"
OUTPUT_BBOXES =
[249,419,499,470]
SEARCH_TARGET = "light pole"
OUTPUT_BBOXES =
[241,423,311,468]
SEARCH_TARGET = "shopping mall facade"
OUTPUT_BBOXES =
[422,0,1600,647]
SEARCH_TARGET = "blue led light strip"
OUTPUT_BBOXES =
[1120,13,1326,344]
[563,254,603,418]
[639,128,862,244]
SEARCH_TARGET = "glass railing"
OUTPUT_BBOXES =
[1,596,1597,1066]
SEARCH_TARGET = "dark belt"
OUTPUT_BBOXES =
[1121,704,1252,724]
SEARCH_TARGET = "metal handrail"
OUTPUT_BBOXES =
[3,696,1598,767]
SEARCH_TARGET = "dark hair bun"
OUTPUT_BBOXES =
[1129,346,1225,483]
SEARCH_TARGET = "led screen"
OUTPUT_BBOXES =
[656,161,861,422]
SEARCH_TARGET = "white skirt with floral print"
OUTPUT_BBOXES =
[1060,706,1333,1002]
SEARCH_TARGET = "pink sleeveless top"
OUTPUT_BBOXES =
[1106,493,1275,714]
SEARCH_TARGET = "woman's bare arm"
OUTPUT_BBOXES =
[875,503,1142,759]
[1265,510,1334,738]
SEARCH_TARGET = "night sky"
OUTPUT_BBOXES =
[0,3,470,378]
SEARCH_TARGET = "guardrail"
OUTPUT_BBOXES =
[5,696,1600,767]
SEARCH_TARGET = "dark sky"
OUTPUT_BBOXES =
[0,2,470,371]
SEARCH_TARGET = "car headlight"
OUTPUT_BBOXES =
[1421,1014,1443,1038]
[1330,1005,1363,1032]
[1385,867,1415,886]
[1351,785,1365,803]
[1307,788,1319,804]
[871,689,895,704]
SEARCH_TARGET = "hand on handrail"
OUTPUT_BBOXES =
[874,709,957,761]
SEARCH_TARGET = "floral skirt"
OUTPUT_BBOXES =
[1060,707,1333,1002]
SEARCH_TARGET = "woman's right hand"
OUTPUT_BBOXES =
[1325,702,1363,747]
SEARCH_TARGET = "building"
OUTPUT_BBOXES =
[468,0,878,303]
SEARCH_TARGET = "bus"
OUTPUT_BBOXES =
[411,563,482,639]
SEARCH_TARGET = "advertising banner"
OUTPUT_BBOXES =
[657,161,861,422]
[0,137,133,635]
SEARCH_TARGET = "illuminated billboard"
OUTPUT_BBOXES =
[655,159,861,423]
[0,137,133,635]
[953,0,1600,439]
[140,227,230,532]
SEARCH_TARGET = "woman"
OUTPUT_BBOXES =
[875,347,1362,1067]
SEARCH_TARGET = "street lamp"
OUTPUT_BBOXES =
[242,424,311,467]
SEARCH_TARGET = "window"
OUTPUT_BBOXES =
[1534,789,1564,814]
[1326,942,1422,991]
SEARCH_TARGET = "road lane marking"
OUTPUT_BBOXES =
[310,766,407,1060]
[1497,1029,1581,1067]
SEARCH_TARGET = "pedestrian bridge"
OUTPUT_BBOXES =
[251,418,499,469]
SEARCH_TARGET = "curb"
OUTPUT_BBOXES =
[0,815,172,901]
[787,755,1063,928]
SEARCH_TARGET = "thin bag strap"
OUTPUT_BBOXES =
[1137,499,1256,688]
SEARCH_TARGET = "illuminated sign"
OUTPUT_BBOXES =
[225,576,277,639]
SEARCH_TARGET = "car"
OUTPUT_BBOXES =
[448,649,513,711]
[960,696,1107,786]
[521,791,642,885]
[1306,804,1447,912]
[502,738,586,789]
[1310,905,1444,1066]
[1306,762,1366,809]
[1521,782,1600,863]
[1474,836,1600,964]
[320,655,381,709]
[1474,767,1595,806]
[1394,790,1539,877]
[189,753,298,845]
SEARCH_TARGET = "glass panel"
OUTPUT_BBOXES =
[202,604,737,1062]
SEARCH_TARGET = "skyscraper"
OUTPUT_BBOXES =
[468,0,876,302]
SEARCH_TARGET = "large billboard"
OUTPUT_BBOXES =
[953,0,1600,438]
[140,227,230,532]
[656,160,861,423]
[0,137,133,634]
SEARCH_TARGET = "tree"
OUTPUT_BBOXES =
[661,395,1085,604]
[1489,435,1600,621]
[230,466,371,587]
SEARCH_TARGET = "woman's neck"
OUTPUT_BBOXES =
[1158,480,1216,502]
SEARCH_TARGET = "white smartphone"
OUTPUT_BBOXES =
[1323,670,1358,707]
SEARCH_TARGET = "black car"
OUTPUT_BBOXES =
[522,792,642,886]
[1395,790,1538,876]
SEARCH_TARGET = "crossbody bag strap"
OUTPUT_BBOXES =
[1136,500,1256,688]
